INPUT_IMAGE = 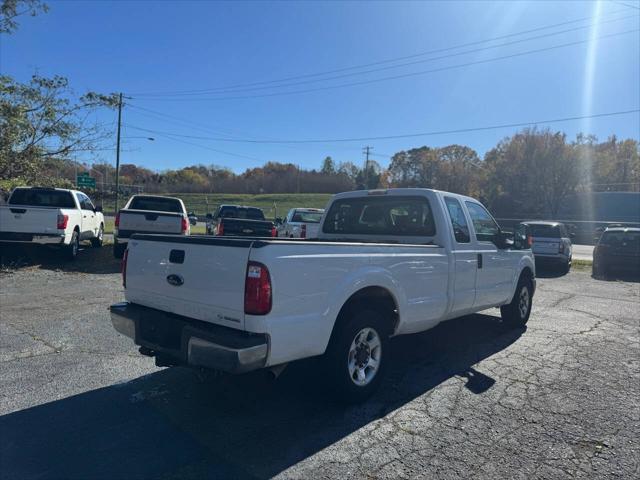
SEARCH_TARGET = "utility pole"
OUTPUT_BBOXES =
[114,92,123,213]
[363,146,373,187]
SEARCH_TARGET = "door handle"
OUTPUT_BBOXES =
[477,253,483,269]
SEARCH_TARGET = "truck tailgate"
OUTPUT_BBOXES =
[0,206,59,234]
[118,209,183,234]
[124,235,252,329]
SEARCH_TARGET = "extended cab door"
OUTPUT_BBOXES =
[443,196,477,314]
[464,201,514,309]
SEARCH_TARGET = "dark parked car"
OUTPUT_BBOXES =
[593,227,640,279]
[205,205,276,237]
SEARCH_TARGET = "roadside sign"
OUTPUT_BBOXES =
[77,174,96,188]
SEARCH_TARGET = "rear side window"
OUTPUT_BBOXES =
[9,189,75,208]
[529,224,561,238]
[323,196,436,237]
[291,211,323,223]
[444,197,470,243]
[465,202,499,242]
[129,196,182,213]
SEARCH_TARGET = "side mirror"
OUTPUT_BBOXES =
[570,232,576,239]
[206,213,213,220]
[188,215,198,226]
[94,205,103,213]
[275,217,283,225]
[493,231,513,249]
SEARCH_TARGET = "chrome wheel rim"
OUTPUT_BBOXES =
[347,327,382,386]
[518,286,530,319]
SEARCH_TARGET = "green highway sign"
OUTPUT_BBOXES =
[77,175,96,188]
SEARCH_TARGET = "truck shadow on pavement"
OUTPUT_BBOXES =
[0,244,120,274]
[0,314,523,480]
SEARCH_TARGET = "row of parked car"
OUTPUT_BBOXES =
[0,187,637,279]
[0,187,327,260]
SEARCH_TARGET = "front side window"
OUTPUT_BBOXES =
[465,201,499,243]
[77,193,94,211]
[323,195,436,237]
[445,197,470,243]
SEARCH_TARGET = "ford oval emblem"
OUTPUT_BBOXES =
[166,274,184,287]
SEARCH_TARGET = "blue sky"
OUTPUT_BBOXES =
[2,0,639,173]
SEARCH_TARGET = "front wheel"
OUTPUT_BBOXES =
[323,309,388,403]
[91,224,104,248]
[501,277,533,327]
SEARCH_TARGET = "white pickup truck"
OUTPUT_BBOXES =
[114,195,191,258]
[111,188,535,402]
[0,187,104,260]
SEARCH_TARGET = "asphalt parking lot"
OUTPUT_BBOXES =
[0,248,638,479]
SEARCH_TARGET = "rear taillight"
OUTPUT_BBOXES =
[121,248,128,288]
[271,226,277,237]
[559,242,565,254]
[216,221,224,236]
[244,261,272,315]
[181,216,188,233]
[300,224,307,239]
[115,212,121,228]
[56,214,69,230]
[527,235,533,248]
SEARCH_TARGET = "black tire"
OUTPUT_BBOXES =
[561,257,571,274]
[500,275,533,327]
[91,224,104,248]
[323,309,389,404]
[64,231,79,261]
[592,262,606,279]
[113,242,126,259]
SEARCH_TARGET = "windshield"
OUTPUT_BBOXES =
[291,211,323,223]
[128,196,182,213]
[528,224,561,238]
[8,189,75,208]
[323,195,436,237]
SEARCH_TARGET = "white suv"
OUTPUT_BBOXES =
[521,221,573,272]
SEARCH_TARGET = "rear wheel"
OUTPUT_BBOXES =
[91,224,104,248]
[324,309,388,403]
[113,242,126,259]
[501,276,533,326]
[64,231,79,261]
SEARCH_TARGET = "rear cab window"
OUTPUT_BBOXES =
[9,189,76,208]
[529,224,561,238]
[323,195,436,237]
[129,196,182,213]
[219,207,265,220]
[291,210,323,223]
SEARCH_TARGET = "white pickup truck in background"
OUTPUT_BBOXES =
[111,188,535,402]
[114,195,191,258]
[278,207,325,238]
[0,187,104,260]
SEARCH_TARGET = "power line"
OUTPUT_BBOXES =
[123,109,640,144]
[123,125,265,162]
[131,14,637,98]
[131,28,639,102]
[128,7,633,97]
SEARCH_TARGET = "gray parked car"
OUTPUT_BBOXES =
[520,221,573,272]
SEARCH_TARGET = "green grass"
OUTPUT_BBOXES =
[101,193,333,219]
